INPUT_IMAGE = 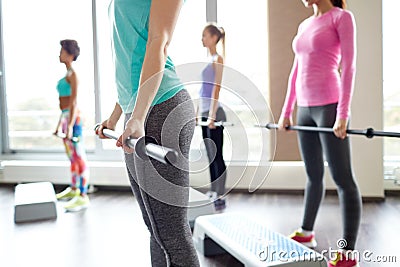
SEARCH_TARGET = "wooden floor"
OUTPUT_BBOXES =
[1,184,400,267]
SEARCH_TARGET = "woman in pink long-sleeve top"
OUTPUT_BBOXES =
[278,1,361,266]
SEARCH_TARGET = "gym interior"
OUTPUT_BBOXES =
[0,0,399,266]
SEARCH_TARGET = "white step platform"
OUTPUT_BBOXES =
[187,188,215,228]
[14,182,58,223]
[193,213,327,267]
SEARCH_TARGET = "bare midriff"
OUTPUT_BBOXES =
[59,96,71,110]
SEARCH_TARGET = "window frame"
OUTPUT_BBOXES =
[0,0,8,154]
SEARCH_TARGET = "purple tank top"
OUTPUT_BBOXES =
[199,55,220,113]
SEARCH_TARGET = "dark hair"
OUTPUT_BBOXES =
[60,39,80,61]
[331,0,346,9]
[204,23,225,58]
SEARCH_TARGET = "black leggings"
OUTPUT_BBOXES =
[201,107,227,196]
[297,103,362,250]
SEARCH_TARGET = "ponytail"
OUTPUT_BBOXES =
[219,27,226,59]
[331,0,346,9]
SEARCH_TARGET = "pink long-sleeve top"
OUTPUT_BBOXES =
[281,7,356,120]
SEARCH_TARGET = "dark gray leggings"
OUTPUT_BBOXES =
[297,103,362,250]
[124,90,200,267]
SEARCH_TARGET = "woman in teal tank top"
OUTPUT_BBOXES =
[95,1,200,266]
[54,39,90,212]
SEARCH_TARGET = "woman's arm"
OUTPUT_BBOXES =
[96,102,122,140]
[208,56,224,129]
[336,11,356,121]
[278,57,298,130]
[195,103,199,125]
[333,11,356,139]
[53,113,62,135]
[66,71,78,139]
[108,102,123,127]
[121,0,183,153]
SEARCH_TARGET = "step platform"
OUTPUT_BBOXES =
[14,182,58,223]
[187,188,215,228]
[193,213,327,267]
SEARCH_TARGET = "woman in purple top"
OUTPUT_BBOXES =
[278,1,361,266]
[197,23,227,211]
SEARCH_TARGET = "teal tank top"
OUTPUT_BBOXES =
[109,0,185,113]
[57,77,71,97]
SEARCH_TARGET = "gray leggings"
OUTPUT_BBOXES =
[124,90,200,267]
[297,103,362,250]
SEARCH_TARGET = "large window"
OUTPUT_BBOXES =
[2,0,95,152]
[383,0,400,178]
[0,0,269,164]
[217,0,269,162]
